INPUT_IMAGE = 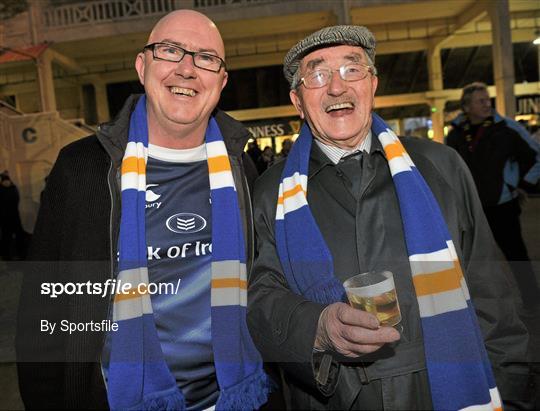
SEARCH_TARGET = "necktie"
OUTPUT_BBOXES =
[337,151,363,200]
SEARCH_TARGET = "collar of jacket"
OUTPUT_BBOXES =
[450,110,506,129]
[96,94,251,167]
[308,132,385,179]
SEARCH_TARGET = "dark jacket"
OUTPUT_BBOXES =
[446,116,537,207]
[16,95,257,410]
[0,182,22,229]
[248,136,532,410]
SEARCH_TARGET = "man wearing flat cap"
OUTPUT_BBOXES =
[247,25,532,409]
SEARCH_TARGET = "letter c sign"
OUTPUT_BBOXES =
[22,127,37,143]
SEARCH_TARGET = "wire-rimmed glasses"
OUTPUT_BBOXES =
[300,63,374,89]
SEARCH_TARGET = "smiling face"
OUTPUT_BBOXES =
[135,10,228,147]
[289,45,378,150]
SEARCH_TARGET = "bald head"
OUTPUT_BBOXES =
[148,10,225,59]
[135,9,229,148]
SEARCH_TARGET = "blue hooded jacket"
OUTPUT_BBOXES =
[448,110,540,205]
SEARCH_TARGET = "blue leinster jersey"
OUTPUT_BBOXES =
[145,143,217,410]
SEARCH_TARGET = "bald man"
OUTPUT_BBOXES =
[16,10,268,410]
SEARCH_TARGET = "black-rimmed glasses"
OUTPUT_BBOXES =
[143,42,226,73]
[300,63,374,89]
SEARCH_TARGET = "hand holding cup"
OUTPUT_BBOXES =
[314,302,400,357]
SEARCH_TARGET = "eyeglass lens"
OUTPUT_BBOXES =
[303,64,371,88]
[150,43,223,72]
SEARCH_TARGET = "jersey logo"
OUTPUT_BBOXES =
[146,184,161,202]
[166,213,207,234]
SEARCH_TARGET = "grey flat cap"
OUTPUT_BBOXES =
[283,25,376,88]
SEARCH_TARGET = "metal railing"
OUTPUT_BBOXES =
[194,0,275,8]
[42,0,177,28]
[41,0,279,28]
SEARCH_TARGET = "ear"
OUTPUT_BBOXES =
[289,89,305,119]
[220,70,228,91]
[370,74,378,98]
[135,52,146,86]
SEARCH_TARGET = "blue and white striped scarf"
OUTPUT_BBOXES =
[275,114,501,411]
[107,95,270,410]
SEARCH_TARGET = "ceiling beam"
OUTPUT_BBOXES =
[376,38,430,55]
[430,1,488,49]
[437,27,535,49]
[356,26,535,56]
[350,0,473,25]
[509,0,540,12]
[47,48,84,73]
[0,25,533,85]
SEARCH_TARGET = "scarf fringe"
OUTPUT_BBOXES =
[216,370,273,411]
[111,97,270,410]
[130,387,185,411]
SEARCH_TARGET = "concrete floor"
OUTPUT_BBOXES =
[0,198,539,410]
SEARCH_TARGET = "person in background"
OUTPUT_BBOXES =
[446,82,540,315]
[248,26,532,410]
[247,139,263,165]
[256,146,275,174]
[504,118,540,196]
[451,101,540,197]
[277,138,292,159]
[16,10,270,410]
[0,171,25,260]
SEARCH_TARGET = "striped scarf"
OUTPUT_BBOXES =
[275,113,502,411]
[107,95,270,410]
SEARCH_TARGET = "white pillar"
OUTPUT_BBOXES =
[340,0,351,25]
[429,98,446,143]
[489,0,515,118]
[27,0,42,44]
[427,47,445,143]
[36,50,56,112]
[93,81,110,124]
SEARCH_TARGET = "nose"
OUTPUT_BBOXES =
[174,54,197,77]
[327,70,347,96]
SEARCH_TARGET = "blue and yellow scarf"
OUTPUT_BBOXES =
[107,96,270,410]
[275,114,501,411]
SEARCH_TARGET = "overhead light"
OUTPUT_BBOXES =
[534,30,540,45]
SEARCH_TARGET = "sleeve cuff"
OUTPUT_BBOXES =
[312,351,340,396]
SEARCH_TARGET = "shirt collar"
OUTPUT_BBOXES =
[314,130,372,165]
[148,143,207,162]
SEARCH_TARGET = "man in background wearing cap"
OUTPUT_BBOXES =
[248,26,532,409]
